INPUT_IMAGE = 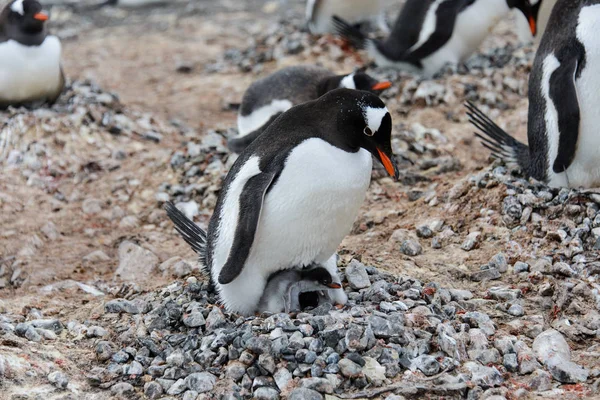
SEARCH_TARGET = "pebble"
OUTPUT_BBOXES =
[338,358,362,378]
[111,382,135,396]
[289,388,323,400]
[546,357,589,383]
[465,362,503,388]
[185,372,216,393]
[528,369,552,391]
[253,387,280,400]
[345,259,371,289]
[48,371,69,389]
[144,381,164,399]
[470,268,501,282]
[299,377,333,394]
[513,262,529,273]
[412,355,440,376]
[532,329,571,364]
[400,240,422,256]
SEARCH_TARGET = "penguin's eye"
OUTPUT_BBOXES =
[364,127,374,136]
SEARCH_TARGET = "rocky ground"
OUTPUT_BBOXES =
[1,1,599,399]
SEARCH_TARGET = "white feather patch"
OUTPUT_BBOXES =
[237,99,292,137]
[540,54,561,182]
[340,73,356,89]
[10,0,24,15]
[363,106,388,133]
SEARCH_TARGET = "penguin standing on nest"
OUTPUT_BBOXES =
[334,0,538,77]
[166,89,398,316]
[0,0,64,108]
[228,65,391,153]
[468,0,600,188]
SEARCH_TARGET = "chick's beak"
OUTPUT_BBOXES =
[33,12,48,21]
[371,81,392,91]
[376,148,399,180]
[328,282,342,289]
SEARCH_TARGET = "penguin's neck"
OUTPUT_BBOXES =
[3,25,47,46]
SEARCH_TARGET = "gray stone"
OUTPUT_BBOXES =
[205,307,227,331]
[411,355,440,376]
[465,362,503,388]
[345,259,371,289]
[105,299,146,314]
[86,325,108,338]
[471,268,501,282]
[488,287,521,301]
[246,336,272,355]
[532,329,571,364]
[95,341,114,361]
[274,368,292,391]
[185,372,216,393]
[167,378,187,395]
[489,253,508,273]
[338,358,362,378]
[514,262,529,273]
[503,354,518,372]
[144,381,164,399]
[111,382,135,396]
[363,357,386,384]
[289,388,324,400]
[183,391,199,400]
[258,354,276,375]
[400,240,422,256]
[254,387,279,400]
[299,377,333,394]
[226,362,246,381]
[461,312,496,335]
[462,232,481,251]
[114,241,159,281]
[528,369,552,392]
[183,311,205,328]
[48,371,69,389]
[123,361,143,375]
[546,356,589,383]
[507,304,524,317]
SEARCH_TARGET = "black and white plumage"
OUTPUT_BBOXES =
[257,263,345,314]
[92,0,166,8]
[306,0,390,34]
[334,0,538,77]
[228,65,391,153]
[469,0,600,189]
[167,89,398,316]
[0,0,64,108]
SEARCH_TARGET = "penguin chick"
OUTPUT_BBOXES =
[333,0,538,78]
[166,88,398,316]
[468,0,600,189]
[228,65,392,153]
[257,265,344,314]
[0,0,65,108]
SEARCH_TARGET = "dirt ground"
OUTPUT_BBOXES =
[1,1,598,399]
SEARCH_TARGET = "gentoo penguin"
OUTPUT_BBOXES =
[0,0,64,108]
[93,0,166,8]
[333,0,538,77]
[257,265,344,314]
[166,88,397,316]
[467,0,600,188]
[228,65,392,153]
[306,0,390,35]
[515,0,557,44]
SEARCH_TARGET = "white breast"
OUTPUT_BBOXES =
[0,36,62,104]
[307,0,385,34]
[237,99,293,137]
[548,5,600,188]
[216,139,372,315]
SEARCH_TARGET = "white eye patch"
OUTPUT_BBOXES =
[362,106,388,133]
[340,73,356,90]
[11,0,25,15]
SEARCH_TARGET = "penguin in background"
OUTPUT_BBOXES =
[468,0,600,189]
[0,0,65,109]
[228,65,392,153]
[92,0,166,9]
[333,0,538,78]
[515,0,557,44]
[306,0,391,35]
[166,88,398,316]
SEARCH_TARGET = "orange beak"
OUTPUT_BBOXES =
[377,148,398,179]
[528,16,536,36]
[328,283,342,289]
[34,12,48,21]
[372,81,392,91]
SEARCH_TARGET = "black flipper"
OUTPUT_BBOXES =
[550,56,581,173]
[227,113,281,153]
[218,171,278,285]
[332,15,368,50]
[466,101,530,171]
[164,201,208,269]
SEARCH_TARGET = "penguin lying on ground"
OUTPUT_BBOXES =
[468,0,600,189]
[306,0,390,35]
[0,0,64,109]
[228,65,391,153]
[515,0,557,44]
[91,0,166,9]
[166,88,398,316]
[333,0,538,78]
[257,264,344,314]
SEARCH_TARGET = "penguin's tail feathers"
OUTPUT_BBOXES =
[332,15,368,50]
[466,101,529,171]
[164,202,208,268]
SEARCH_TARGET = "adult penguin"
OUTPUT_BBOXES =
[468,0,600,188]
[166,88,398,315]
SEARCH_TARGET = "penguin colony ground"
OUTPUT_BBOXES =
[1,0,600,399]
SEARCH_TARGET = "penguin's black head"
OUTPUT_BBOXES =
[323,88,398,180]
[351,72,392,94]
[507,0,538,36]
[301,267,342,289]
[1,0,48,36]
